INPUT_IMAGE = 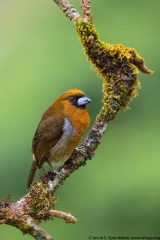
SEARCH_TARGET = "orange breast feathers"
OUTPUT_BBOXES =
[27,89,91,188]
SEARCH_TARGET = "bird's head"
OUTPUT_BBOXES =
[56,89,91,109]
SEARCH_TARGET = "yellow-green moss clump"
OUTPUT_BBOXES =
[26,182,57,221]
[76,19,152,122]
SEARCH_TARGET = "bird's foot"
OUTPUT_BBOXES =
[75,147,93,160]
[52,169,65,179]
[42,168,65,184]
[40,166,46,176]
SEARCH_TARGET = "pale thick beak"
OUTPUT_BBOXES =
[77,96,92,106]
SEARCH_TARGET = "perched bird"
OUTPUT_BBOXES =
[27,89,91,188]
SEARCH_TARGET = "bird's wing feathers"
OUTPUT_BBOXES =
[32,115,64,167]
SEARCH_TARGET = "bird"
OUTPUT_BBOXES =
[27,89,91,188]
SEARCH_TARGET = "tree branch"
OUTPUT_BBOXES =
[81,0,92,22]
[50,210,77,224]
[0,0,153,239]
[0,182,76,239]
[44,0,153,193]
[53,0,81,23]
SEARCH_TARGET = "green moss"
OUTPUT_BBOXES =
[76,19,152,122]
[26,182,57,222]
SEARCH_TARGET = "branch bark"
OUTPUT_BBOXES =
[53,0,80,23]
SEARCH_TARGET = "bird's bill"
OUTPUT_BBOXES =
[77,96,91,106]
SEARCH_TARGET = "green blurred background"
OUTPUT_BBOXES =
[0,0,160,239]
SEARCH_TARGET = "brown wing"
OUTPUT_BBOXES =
[32,114,64,168]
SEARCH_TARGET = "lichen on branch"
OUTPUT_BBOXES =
[26,182,57,221]
[76,19,153,122]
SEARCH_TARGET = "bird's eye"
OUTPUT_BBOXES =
[69,97,75,102]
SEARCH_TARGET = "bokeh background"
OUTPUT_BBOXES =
[0,0,160,239]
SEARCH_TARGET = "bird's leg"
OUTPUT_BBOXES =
[40,166,46,175]
[48,163,66,179]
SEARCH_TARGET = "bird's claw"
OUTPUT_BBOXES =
[75,147,93,160]
[53,169,65,178]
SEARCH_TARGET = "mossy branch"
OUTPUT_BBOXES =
[0,0,153,239]
[45,0,152,192]
[0,183,76,240]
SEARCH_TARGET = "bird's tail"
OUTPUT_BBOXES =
[27,160,38,188]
